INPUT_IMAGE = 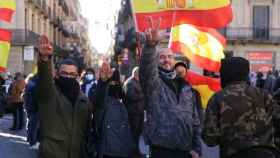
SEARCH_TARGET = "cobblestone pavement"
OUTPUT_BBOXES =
[0,115,37,158]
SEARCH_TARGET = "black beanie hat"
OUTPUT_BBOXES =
[175,62,188,70]
[220,57,250,88]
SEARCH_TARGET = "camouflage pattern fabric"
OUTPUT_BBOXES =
[203,82,280,158]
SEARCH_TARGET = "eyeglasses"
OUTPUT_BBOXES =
[59,71,78,78]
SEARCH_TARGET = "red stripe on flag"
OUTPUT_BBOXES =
[186,71,221,92]
[135,4,232,32]
[0,29,12,42]
[0,66,6,72]
[0,8,14,22]
[171,41,222,72]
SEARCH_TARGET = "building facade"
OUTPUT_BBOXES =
[0,0,94,75]
[223,0,280,72]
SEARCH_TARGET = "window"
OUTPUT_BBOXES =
[253,6,270,39]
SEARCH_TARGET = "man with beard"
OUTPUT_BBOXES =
[36,35,93,158]
[139,20,201,158]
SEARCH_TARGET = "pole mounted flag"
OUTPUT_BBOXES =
[0,29,12,72]
[0,0,16,22]
[169,24,226,72]
[131,0,233,32]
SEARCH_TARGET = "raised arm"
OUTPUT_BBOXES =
[139,18,162,96]
[36,35,55,102]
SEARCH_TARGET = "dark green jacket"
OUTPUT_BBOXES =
[37,60,92,158]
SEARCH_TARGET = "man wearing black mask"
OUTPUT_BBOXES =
[92,62,135,158]
[36,35,93,158]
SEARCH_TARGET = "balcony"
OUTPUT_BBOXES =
[221,27,280,44]
[11,29,40,46]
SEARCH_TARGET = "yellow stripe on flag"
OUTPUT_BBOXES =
[192,85,215,109]
[0,41,11,70]
[0,0,16,10]
[132,0,230,12]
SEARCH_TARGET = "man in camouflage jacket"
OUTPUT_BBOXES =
[139,23,201,158]
[203,57,280,158]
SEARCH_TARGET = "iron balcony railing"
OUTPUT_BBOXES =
[220,27,280,44]
[11,29,40,46]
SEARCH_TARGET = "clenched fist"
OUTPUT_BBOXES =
[38,35,53,61]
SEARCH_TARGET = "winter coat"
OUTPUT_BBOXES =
[139,45,201,154]
[203,82,280,158]
[8,79,26,104]
[123,77,145,141]
[36,60,92,158]
[93,80,135,158]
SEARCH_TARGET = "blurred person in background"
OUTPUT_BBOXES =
[123,67,145,158]
[81,68,97,98]
[23,74,40,148]
[7,72,26,131]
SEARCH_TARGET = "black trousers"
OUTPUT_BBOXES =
[151,146,192,158]
[11,102,24,129]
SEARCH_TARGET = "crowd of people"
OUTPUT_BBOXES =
[0,29,280,158]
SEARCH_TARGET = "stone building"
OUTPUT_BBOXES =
[0,0,94,75]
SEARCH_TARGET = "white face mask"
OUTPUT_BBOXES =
[86,74,94,81]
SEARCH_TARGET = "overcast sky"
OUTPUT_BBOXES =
[79,0,122,54]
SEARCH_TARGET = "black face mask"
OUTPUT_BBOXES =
[55,77,80,105]
[108,85,123,99]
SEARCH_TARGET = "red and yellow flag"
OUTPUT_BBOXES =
[186,70,221,108]
[131,0,233,31]
[169,24,225,72]
[0,0,16,22]
[0,29,12,72]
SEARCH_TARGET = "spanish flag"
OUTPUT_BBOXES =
[0,29,12,72]
[131,0,233,31]
[0,0,16,22]
[169,24,225,72]
[186,70,221,108]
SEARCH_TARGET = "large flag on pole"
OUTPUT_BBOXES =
[169,24,226,72]
[131,0,233,32]
[186,70,221,108]
[0,0,16,22]
[0,29,12,72]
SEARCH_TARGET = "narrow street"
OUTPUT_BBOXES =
[0,115,37,158]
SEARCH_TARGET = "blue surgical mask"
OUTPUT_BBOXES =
[86,74,94,81]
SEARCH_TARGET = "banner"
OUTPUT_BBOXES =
[169,24,225,72]
[131,0,233,31]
